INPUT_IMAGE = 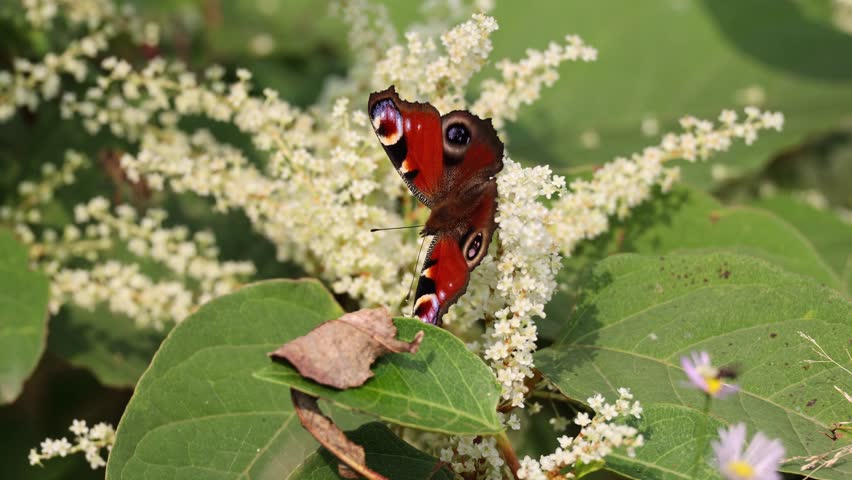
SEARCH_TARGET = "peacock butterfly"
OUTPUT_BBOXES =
[368,86,504,326]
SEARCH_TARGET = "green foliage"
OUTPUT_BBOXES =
[545,185,848,339]
[536,252,852,479]
[606,186,842,289]
[290,422,453,480]
[256,317,503,435]
[48,305,164,388]
[487,0,852,188]
[751,195,852,294]
[106,279,497,479]
[106,279,342,480]
[0,358,132,480]
[0,229,49,404]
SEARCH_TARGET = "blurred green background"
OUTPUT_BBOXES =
[1,1,850,478]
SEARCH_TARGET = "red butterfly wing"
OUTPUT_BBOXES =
[368,86,505,326]
[439,110,504,191]
[413,235,469,325]
[413,187,498,325]
[368,86,444,207]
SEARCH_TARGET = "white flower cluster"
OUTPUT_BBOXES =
[473,34,598,129]
[22,0,116,29]
[414,0,496,36]
[0,150,87,230]
[517,389,644,479]
[440,435,505,480]
[444,159,565,407]
[437,412,521,480]
[29,419,115,470]
[2,150,254,329]
[40,197,254,328]
[551,107,784,255]
[0,30,109,118]
[372,13,498,113]
[329,0,397,96]
[109,87,419,309]
[1,1,157,120]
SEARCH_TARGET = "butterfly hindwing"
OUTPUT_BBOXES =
[413,188,498,325]
[413,235,468,325]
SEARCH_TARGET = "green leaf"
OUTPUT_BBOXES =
[573,459,606,479]
[487,0,852,188]
[289,422,453,480]
[602,405,724,480]
[47,305,164,388]
[545,186,844,340]
[613,187,841,289]
[255,317,503,436]
[0,228,49,404]
[751,195,852,295]
[536,252,852,479]
[106,279,345,480]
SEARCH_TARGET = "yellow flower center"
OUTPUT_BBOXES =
[704,376,722,395]
[727,460,755,478]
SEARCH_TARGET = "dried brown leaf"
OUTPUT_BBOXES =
[269,307,424,389]
[291,389,388,480]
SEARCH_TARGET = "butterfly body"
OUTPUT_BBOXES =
[368,86,504,326]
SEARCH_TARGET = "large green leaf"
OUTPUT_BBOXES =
[0,229,49,404]
[486,0,852,189]
[106,279,345,480]
[255,317,503,436]
[602,404,725,480]
[48,305,164,388]
[751,195,852,295]
[536,252,852,479]
[289,422,453,480]
[595,187,843,291]
[544,186,844,340]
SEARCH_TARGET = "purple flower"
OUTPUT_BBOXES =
[680,351,738,398]
[712,423,785,480]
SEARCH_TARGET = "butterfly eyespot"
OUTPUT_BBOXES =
[446,123,471,146]
[465,232,483,261]
[370,99,403,146]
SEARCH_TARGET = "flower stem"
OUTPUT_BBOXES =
[496,431,521,480]
[691,395,712,479]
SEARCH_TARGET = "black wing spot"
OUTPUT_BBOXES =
[403,169,419,182]
[422,257,438,271]
[446,123,471,146]
[414,275,436,300]
[383,137,407,169]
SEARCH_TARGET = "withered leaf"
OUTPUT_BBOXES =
[269,307,424,389]
[291,389,387,480]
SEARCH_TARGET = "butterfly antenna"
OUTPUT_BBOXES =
[405,236,427,311]
[370,224,424,232]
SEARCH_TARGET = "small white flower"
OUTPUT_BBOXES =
[70,419,88,436]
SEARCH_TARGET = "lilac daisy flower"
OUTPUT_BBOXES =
[680,351,738,398]
[712,423,785,480]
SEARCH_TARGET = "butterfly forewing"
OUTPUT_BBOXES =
[368,87,443,207]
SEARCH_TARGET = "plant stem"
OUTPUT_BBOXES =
[496,431,521,480]
[691,395,712,479]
